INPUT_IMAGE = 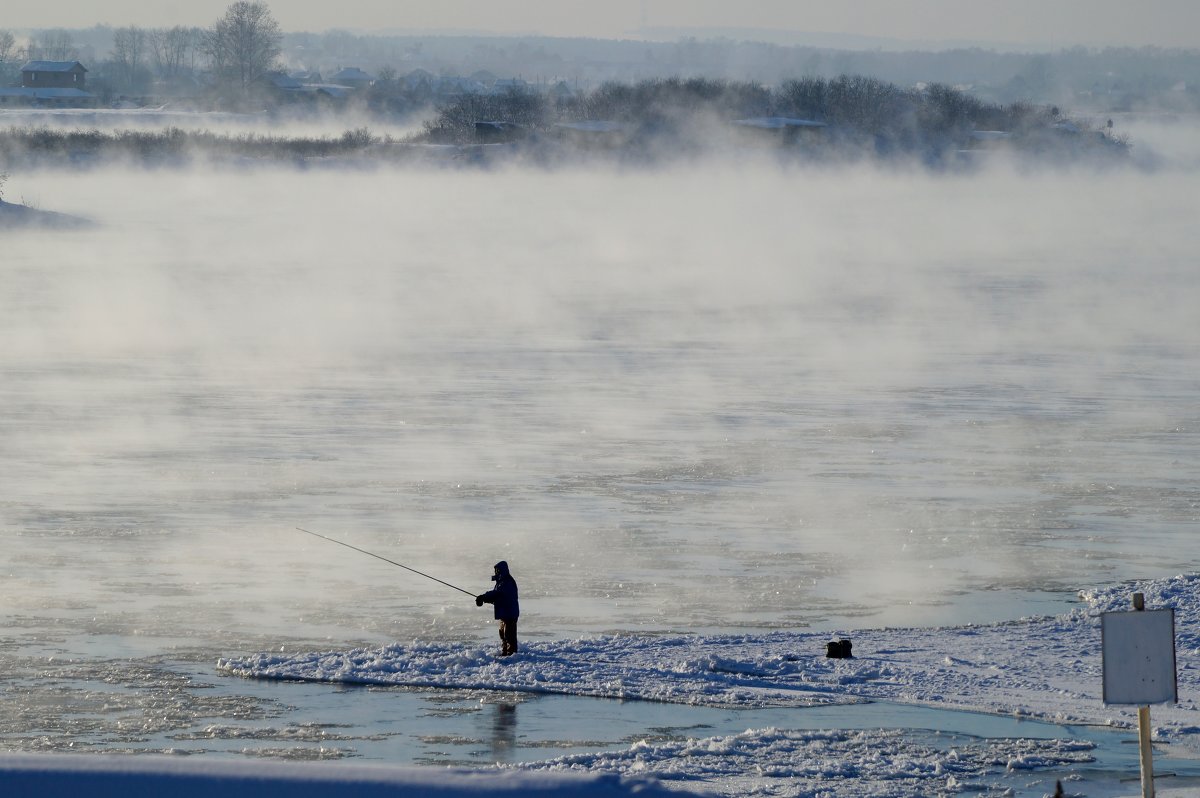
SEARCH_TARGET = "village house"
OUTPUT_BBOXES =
[731,116,827,146]
[403,68,436,93]
[329,67,374,90]
[268,71,353,107]
[22,60,88,89]
[0,60,98,108]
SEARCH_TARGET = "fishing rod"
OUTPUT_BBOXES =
[294,527,475,597]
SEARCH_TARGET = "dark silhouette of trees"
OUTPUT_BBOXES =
[423,88,549,143]
[776,76,1063,142]
[150,26,203,80]
[26,29,79,61]
[111,26,149,93]
[418,73,1123,164]
[0,30,17,64]
[571,78,769,124]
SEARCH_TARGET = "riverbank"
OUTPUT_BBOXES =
[0,197,91,228]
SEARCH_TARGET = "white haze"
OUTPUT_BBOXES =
[1,151,1199,657]
[9,0,1200,50]
[0,107,429,140]
[1117,114,1200,172]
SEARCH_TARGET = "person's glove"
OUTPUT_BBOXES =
[475,596,484,607]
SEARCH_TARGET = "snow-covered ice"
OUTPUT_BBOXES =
[219,574,1199,736]
[510,728,1097,798]
[216,573,1200,796]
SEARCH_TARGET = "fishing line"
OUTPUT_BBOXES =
[294,527,475,597]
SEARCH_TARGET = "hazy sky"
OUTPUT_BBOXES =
[7,0,1200,49]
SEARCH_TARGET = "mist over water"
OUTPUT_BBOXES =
[0,107,426,140]
[2,157,1199,668]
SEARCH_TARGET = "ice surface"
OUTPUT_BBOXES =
[219,574,1200,739]
[217,573,1200,796]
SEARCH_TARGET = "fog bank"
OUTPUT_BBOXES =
[2,159,1198,651]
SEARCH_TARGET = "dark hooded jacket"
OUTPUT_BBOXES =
[479,560,519,620]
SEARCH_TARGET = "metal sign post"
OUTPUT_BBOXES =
[1100,592,1178,798]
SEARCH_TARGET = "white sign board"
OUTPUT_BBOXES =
[1101,608,1177,705]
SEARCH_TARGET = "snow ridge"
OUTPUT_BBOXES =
[508,728,1097,798]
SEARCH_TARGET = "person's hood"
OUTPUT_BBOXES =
[491,561,510,581]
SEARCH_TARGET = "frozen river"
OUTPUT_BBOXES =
[2,156,1199,794]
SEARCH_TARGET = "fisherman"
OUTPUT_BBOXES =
[475,561,520,656]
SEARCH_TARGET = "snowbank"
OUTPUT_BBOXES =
[508,727,1098,798]
[0,753,689,798]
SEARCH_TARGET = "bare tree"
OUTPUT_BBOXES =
[204,1,282,92]
[149,26,201,79]
[0,30,17,64]
[112,26,147,90]
[34,29,79,60]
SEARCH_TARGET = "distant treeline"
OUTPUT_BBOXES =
[426,75,1047,139]
[420,75,1126,163]
[0,76,1127,168]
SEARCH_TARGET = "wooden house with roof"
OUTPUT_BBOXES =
[330,67,374,90]
[21,60,88,89]
[0,61,96,108]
